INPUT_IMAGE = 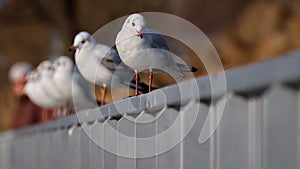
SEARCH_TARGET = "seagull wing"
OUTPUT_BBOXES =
[143,28,169,51]
[94,43,124,72]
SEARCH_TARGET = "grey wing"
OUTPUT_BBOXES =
[94,43,123,71]
[144,28,184,75]
[95,44,122,63]
[101,58,122,71]
[143,28,169,51]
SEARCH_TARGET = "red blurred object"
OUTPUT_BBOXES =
[11,95,43,129]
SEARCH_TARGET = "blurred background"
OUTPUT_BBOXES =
[0,0,300,131]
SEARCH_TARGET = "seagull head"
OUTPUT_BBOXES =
[69,31,95,52]
[37,60,55,76]
[123,13,147,39]
[26,71,39,82]
[53,56,74,72]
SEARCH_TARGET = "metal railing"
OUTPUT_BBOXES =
[0,50,300,169]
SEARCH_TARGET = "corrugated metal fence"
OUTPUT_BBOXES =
[0,50,300,169]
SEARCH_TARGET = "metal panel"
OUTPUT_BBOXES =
[50,130,65,169]
[38,132,51,169]
[27,135,38,169]
[61,129,69,169]
[49,131,56,169]
[11,139,19,169]
[48,133,55,169]
[81,124,91,169]
[34,134,42,169]
[0,138,3,168]
[20,137,27,169]
[32,134,40,169]
[67,126,82,169]
[182,102,210,169]
[0,137,5,169]
[216,95,249,169]
[54,129,67,169]
[156,108,181,169]
[298,88,300,169]
[117,114,136,169]
[103,119,118,169]
[89,122,103,169]
[49,132,57,169]
[136,112,157,169]
[0,134,12,169]
[24,136,32,169]
[23,137,30,169]
[262,86,298,169]
[7,138,11,169]
[248,97,264,169]
[14,138,24,169]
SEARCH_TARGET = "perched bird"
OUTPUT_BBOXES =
[37,60,64,105]
[69,31,149,103]
[24,65,60,109]
[52,56,98,111]
[116,13,197,95]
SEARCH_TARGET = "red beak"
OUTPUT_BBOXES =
[137,31,143,39]
[48,66,55,71]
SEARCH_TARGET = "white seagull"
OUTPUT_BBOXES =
[116,13,197,95]
[24,66,60,109]
[37,60,64,106]
[52,56,98,111]
[69,31,149,103]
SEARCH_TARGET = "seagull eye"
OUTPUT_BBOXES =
[132,22,135,27]
[81,40,85,44]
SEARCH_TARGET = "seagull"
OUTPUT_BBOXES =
[69,31,149,103]
[36,60,71,117]
[52,56,98,111]
[24,70,56,120]
[37,60,64,106]
[116,13,197,95]
[24,68,59,109]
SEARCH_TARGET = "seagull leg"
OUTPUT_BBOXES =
[59,106,64,117]
[61,104,66,117]
[53,107,58,119]
[149,69,153,92]
[42,109,53,122]
[100,85,107,105]
[41,109,47,123]
[65,101,69,116]
[135,70,139,96]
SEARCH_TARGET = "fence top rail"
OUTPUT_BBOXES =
[1,50,300,137]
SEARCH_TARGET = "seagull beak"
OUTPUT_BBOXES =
[48,66,55,71]
[69,45,77,52]
[137,31,143,39]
